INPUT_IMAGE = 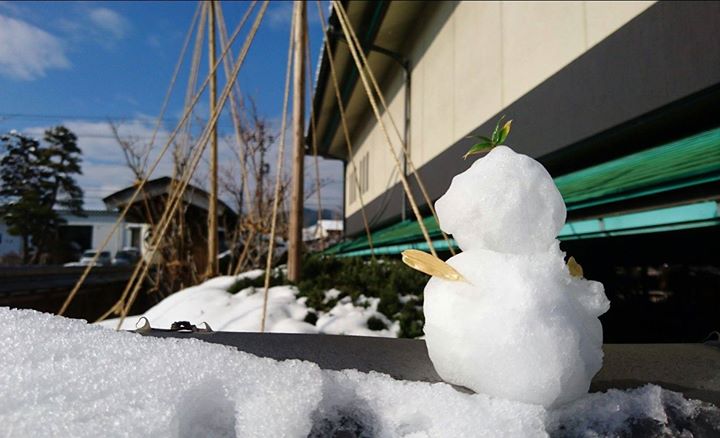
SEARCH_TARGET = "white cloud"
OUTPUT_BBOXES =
[266,2,322,31]
[146,34,162,48]
[304,156,343,211]
[266,2,293,29]
[20,117,343,211]
[25,119,175,209]
[88,7,129,39]
[0,14,70,80]
[0,1,22,15]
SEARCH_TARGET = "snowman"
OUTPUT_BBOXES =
[403,121,609,408]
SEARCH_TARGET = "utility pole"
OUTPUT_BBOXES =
[206,0,219,278]
[288,0,306,282]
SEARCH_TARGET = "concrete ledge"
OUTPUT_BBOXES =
[139,330,720,406]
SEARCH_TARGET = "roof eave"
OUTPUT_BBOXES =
[305,1,390,160]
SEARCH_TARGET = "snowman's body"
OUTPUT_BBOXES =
[424,146,609,408]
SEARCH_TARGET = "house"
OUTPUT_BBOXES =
[303,219,343,251]
[303,219,344,241]
[102,176,236,270]
[57,210,148,262]
[0,210,147,264]
[0,220,22,263]
[309,1,720,256]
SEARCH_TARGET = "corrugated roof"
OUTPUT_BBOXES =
[556,126,720,211]
[326,127,720,256]
[325,216,443,255]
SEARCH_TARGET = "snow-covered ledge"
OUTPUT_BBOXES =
[4,308,720,436]
[138,329,720,407]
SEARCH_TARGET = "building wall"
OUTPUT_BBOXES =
[60,213,124,256]
[345,72,406,217]
[410,0,653,169]
[0,221,23,259]
[58,212,150,258]
[0,212,150,263]
[344,0,653,218]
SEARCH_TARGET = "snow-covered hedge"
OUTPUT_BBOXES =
[103,257,427,337]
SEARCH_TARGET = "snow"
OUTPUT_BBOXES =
[426,146,609,407]
[316,296,399,338]
[2,307,718,437]
[399,293,420,304]
[101,280,317,333]
[303,220,343,241]
[435,146,566,254]
[98,275,396,337]
[323,288,342,303]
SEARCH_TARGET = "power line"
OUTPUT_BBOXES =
[0,112,209,123]
[0,130,236,141]
[0,112,237,129]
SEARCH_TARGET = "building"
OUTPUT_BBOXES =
[1,177,236,267]
[309,1,720,256]
[102,176,236,270]
[303,219,344,241]
[303,219,344,251]
[309,1,720,342]
[0,220,22,262]
[57,210,148,260]
[0,210,147,264]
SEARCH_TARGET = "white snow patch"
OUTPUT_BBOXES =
[323,288,342,303]
[236,269,264,281]
[2,308,717,437]
[317,295,399,338]
[101,283,316,334]
[399,294,420,304]
[98,275,394,337]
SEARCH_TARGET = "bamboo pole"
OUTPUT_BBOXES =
[206,0,219,278]
[314,1,375,259]
[287,0,306,282]
[115,1,270,329]
[260,4,295,332]
[60,3,203,317]
[332,0,437,256]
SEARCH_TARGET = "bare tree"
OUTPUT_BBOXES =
[218,95,296,275]
[108,120,151,181]
[108,119,204,296]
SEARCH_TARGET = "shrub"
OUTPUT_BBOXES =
[366,316,388,331]
[297,255,428,338]
[227,270,286,294]
[227,255,429,338]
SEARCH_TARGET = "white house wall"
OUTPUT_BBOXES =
[61,213,127,257]
[0,221,23,258]
[345,0,653,217]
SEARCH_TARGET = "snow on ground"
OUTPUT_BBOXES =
[323,288,342,303]
[316,295,399,337]
[2,307,718,437]
[98,274,399,337]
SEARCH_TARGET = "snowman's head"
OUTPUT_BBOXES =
[435,146,566,254]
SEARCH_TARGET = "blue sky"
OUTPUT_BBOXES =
[0,1,342,211]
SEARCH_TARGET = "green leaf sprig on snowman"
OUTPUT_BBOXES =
[463,115,512,160]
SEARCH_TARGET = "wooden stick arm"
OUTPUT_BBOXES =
[401,249,467,282]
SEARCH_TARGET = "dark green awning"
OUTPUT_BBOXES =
[323,216,445,256]
[556,127,720,211]
[326,127,720,256]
